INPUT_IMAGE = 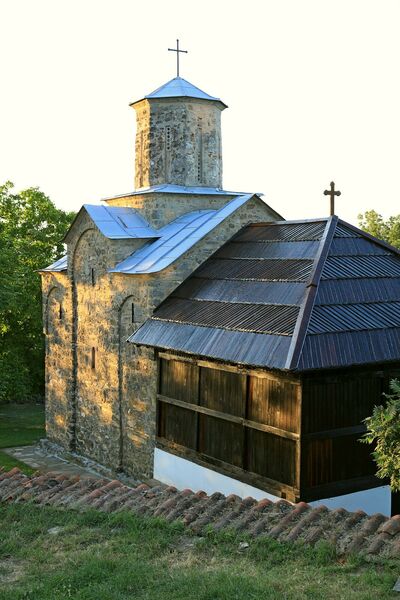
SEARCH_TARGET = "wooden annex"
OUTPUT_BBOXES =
[132,217,400,508]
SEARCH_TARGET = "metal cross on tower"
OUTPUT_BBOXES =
[168,39,188,77]
[324,181,341,216]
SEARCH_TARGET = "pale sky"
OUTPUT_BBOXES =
[1,0,399,225]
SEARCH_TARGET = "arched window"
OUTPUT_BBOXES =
[131,302,135,324]
[91,347,96,370]
[59,303,63,320]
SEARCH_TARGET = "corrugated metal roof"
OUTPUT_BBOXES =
[39,255,67,273]
[316,278,400,305]
[308,302,400,334]
[155,298,299,335]
[130,217,400,372]
[174,279,307,306]
[130,77,227,109]
[131,320,292,369]
[297,328,400,370]
[322,255,400,279]
[233,221,326,242]
[110,194,258,274]
[196,258,313,282]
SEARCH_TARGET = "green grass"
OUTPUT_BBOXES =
[0,403,45,474]
[0,503,398,600]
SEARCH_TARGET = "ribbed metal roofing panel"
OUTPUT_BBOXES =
[316,278,400,305]
[233,221,326,242]
[297,328,400,370]
[196,258,314,282]
[154,298,299,335]
[129,320,292,369]
[322,255,400,279]
[40,255,68,272]
[173,278,307,306]
[308,302,400,334]
[110,195,254,274]
[214,240,320,260]
[84,205,159,240]
[329,238,391,256]
[334,223,360,238]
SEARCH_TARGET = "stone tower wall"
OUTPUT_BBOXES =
[134,98,224,189]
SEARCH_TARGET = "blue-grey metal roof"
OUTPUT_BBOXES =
[102,184,262,201]
[110,194,261,275]
[39,255,67,273]
[83,205,159,240]
[130,217,400,372]
[130,77,227,109]
[63,205,159,243]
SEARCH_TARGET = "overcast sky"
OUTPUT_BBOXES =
[1,0,399,225]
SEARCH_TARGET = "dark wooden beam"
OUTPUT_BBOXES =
[157,394,300,441]
[158,352,301,385]
[157,437,300,502]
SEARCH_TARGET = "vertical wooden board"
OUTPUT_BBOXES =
[248,375,299,433]
[198,415,244,468]
[246,429,296,486]
[160,358,199,404]
[158,403,197,450]
[303,439,333,488]
[331,435,376,481]
[302,375,383,434]
[199,367,246,416]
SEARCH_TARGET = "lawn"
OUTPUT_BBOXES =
[0,503,398,600]
[0,404,45,475]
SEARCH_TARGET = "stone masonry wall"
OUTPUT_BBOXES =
[41,271,73,449]
[134,98,224,189]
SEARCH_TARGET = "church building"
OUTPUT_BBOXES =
[40,70,400,517]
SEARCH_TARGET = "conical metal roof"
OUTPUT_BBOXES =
[130,77,227,108]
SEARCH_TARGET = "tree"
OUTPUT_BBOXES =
[0,181,75,403]
[361,379,400,492]
[358,210,400,249]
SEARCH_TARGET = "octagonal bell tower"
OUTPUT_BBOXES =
[131,77,227,190]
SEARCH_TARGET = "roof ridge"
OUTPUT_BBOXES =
[285,216,339,370]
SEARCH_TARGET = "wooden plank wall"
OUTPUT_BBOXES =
[301,367,400,495]
[158,356,301,498]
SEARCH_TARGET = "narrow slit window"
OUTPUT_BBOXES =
[131,302,135,324]
[59,303,62,320]
[91,268,95,286]
[91,347,96,370]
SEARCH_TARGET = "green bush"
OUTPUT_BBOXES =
[361,379,400,491]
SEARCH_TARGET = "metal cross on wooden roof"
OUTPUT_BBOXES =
[168,39,188,78]
[324,181,341,216]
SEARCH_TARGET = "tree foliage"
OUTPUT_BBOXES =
[0,181,74,403]
[361,379,400,492]
[358,210,400,249]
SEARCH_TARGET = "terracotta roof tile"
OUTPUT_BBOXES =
[0,469,398,558]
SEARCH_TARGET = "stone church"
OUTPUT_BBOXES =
[40,75,281,480]
[41,73,400,517]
